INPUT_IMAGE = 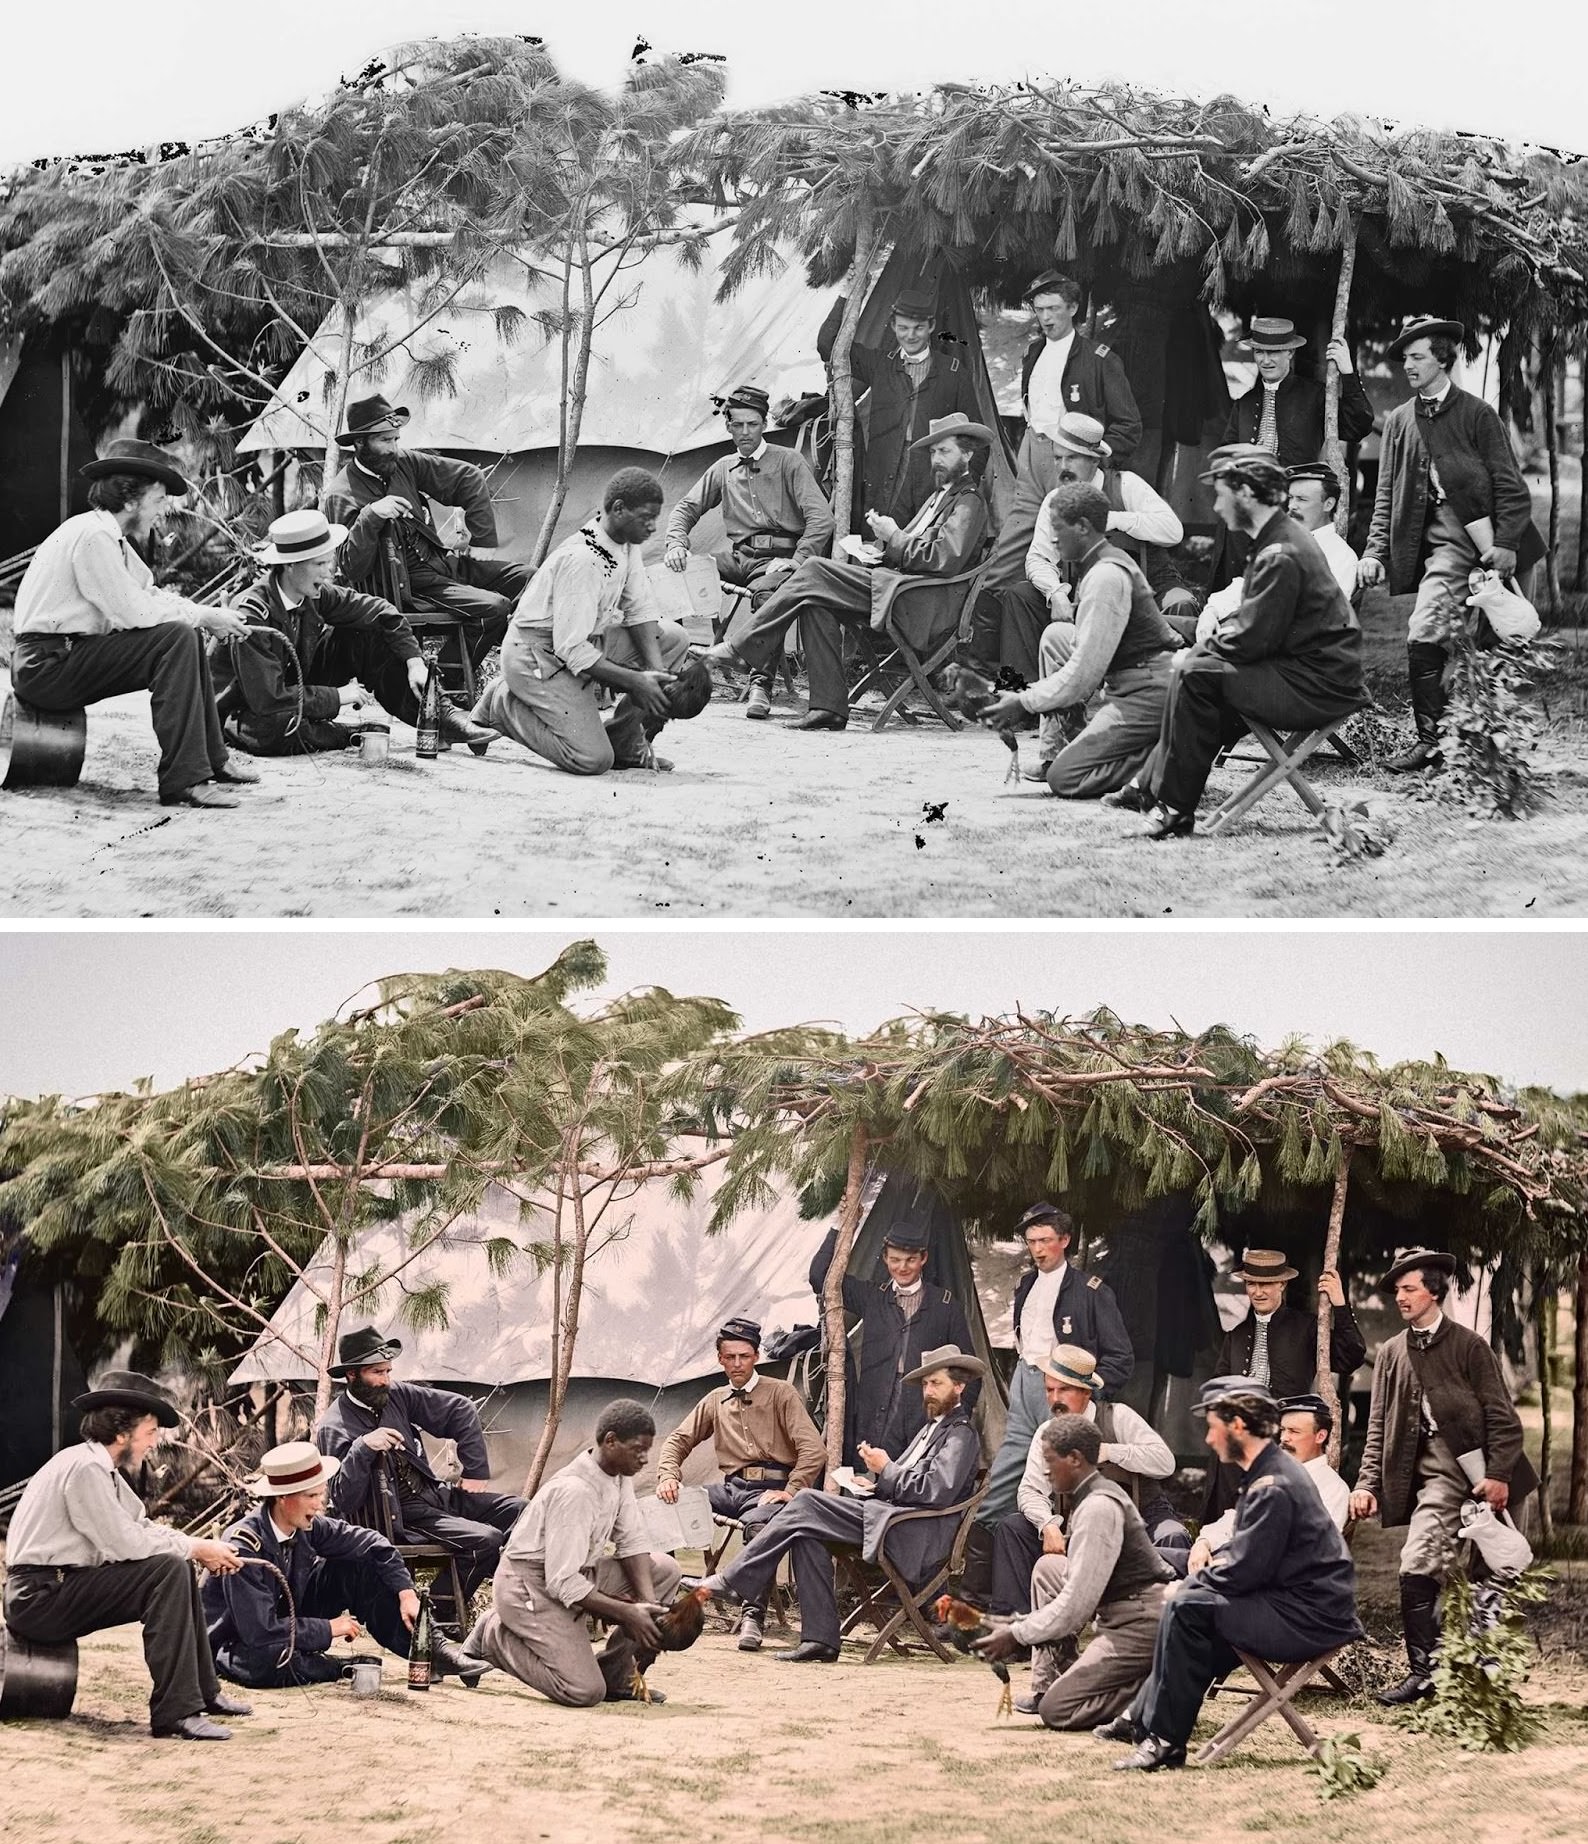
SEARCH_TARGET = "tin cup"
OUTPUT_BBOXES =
[352,722,390,768]
[341,1655,383,1698]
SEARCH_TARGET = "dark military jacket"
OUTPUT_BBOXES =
[862,1404,981,1580]
[1011,1262,1135,1393]
[1222,371,1374,466]
[316,1381,492,1538]
[1215,1301,1368,1399]
[1019,331,1143,470]
[323,449,502,584]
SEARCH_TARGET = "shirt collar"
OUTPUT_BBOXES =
[582,517,623,560]
[276,579,307,611]
[86,1441,116,1470]
[268,1511,297,1544]
[726,1372,760,1396]
[352,456,388,486]
[892,1279,923,1298]
[1419,379,1454,406]
[734,441,769,464]
[1412,1311,1445,1339]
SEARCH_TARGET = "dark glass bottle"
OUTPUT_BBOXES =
[407,1585,434,1691]
[415,643,442,760]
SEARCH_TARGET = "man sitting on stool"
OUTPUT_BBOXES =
[2,1370,250,1741]
[697,1344,983,1663]
[204,1442,486,1687]
[653,1315,826,1652]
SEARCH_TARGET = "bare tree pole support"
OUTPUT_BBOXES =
[1570,1251,1588,1523]
[1322,220,1358,538]
[1541,346,1563,620]
[1536,1273,1555,1541]
[822,1121,871,1476]
[1578,338,1588,592]
[1317,1142,1351,1466]
[521,1145,573,1499]
[826,203,881,545]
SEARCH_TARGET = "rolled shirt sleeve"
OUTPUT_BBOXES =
[608,1478,651,1562]
[1025,493,1069,602]
[540,1497,607,1607]
[1010,1494,1123,1648]
[1107,472,1183,548]
[1017,1428,1058,1532]
[1101,1402,1176,1480]
[542,550,610,678]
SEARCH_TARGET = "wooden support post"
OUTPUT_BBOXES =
[1316,1143,1351,1466]
[58,348,72,525]
[1569,1251,1588,1523]
[822,1121,871,1475]
[825,205,883,544]
[1322,222,1358,537]
[1536,1274,1555,1542]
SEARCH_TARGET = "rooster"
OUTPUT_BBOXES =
[630,1583,712,1702]
[932,1594,1013,1717]
[939,663,1028,784]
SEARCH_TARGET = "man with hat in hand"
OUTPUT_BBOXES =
[1358,318,1546,772]
[215,509,492,754]
[1103,1378,1363,1771]
[702,414,993,731]
[654,1316,827,1651]
[1126,443,1365,838]
[2,1370,251,1740]
[979,1202,1134,1528]
[322,393,528,685]
[1350,1248,1537,1704]
[664,385,834,720]
[204,1441,486,1687]
[313,1325,524,1602]
[8,439,258,809]
[697,1344,984,1663]
[817,279,983,524]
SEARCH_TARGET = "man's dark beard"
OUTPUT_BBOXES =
[931,460,970,487]
[349,1383,391,1413]
[356,445,396,480]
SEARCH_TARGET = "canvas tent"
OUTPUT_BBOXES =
[230,1165,1005,1492]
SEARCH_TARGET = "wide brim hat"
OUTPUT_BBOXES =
[336,394,412,446]
[1232,1248,1299,1283]
[712,383,771,419]
[1191,1374,1279,1417]
[1238,316,1307,353]
[255,509,349,566]
[1382,1247,1458,1289]
[907,412,997,454]
[1039,1343,1104,1392]
[245,1441,342,1498]
[1386,316,1464,359]
[902,1342,987,1386]
[79,439,190,496]
[1051,413,1111,462]
[328,1325,404,1376]
[71,1369,180,1428]
[1199,443,1289,488]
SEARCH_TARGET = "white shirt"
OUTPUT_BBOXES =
[1026,333,1076,442]
[509,516,662,678]
[6,1441,199,1567]
[1200,1453,1352,1552]
[1025,473,1182,603]
[14,509,209,637]
[500,1447,648,1607]
[1016,1399,1176,1531]
[1018,1265,1066,1367]
[1196,522,1360,641]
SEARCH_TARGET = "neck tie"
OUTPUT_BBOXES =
[1256,385,1280,454]
[728,1386,751,1401]
[1250,1316,1271,1388]
[734,459,759,474]
[1418,395,1443,420]
[1411,1326,1434,1351]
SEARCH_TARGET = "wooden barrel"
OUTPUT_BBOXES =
[0,1628,79,1720]
[0,694,87,789]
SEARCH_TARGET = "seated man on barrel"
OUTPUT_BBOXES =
[203,1441,487,1687]
[214,510,494,754]
[7,439,258,808]
[2,1370,250,1741]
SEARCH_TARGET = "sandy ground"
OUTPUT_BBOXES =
[2,1606,1586,1844]
[3,668,1586,919]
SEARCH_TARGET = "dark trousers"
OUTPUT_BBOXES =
[1136,1582,1240,1747]
[4,1555,221,1729]
[720,1489,870,1651]
[400,1488,526,1602]
[11,626,227,798]
[407,556,526,664]
[716,548,793,688]
[707,1475,792,1617]
[215,1556,415,1688]
[1149,647,1362,816]
[990,1510,1044,1616]
[226,628,428,755]
[966,581,1050,683]
[725,557,877,713]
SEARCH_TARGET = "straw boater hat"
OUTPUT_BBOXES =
[72,1369,181,1428]
[907,411,997,454]
[327,1324,404,1376]
[255,508,348,566]
[1382,1247,1458,1288]
[336,393,411,446]
[246,1440,342,1497]
[1039,1344,1104,1392]
[1051,412,1112,463]
[1198,443,1289,489]
[80,438,191,496]
[1232,1248,1299,1284]
[1238,316,1308,353]
[902,1342,987,1386]
[1386,316,1464,359]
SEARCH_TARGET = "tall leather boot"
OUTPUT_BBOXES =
[1386,643,1447,772]
[1377,1572,1442,1703]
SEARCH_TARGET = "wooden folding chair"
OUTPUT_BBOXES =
[349,1455,470,1632]
[1195,1647,1345,1764]
[1202,715,1356,835]
[715,581,799,700]
[848,557,995,733]
[837,1478,988,1664]
[344,528,479,703]
[702,1515,795,1629]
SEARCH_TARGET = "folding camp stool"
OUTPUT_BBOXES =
[1195,1647,1344,1765]
[1202,716,1353,835]
[716,582,798,700]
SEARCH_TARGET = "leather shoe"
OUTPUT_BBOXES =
[745,684,772,720]
[737,1609,765,1652]
[608,1682,667,1704]
[1021,760,1052,783]
[433,1636,492,1686]
[1092,1712,1141,1744]
[1142,806,1195,840]
[1100,782,1153,813]
[204,1692,253,1717]
[1013,1693,1042,1716]
[773,1641,840,1663]
[211,759,260,785]
[159,784,240,809]
[1376,1673,1435,1705]
[440,703,496,755]
[792,710,847,732]
[153,1715,232,1740]
[1111,1734,1186,1772]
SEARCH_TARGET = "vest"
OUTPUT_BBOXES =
[1075,1472,1176,1605]
[1093,1401,1140,1504]
[1080,541,1179,675]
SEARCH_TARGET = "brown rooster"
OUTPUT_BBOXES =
[939,663,1027,784]
[630,1584,712,1702]
[932,1594,1013,1717]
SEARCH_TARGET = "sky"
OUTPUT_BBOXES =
[1,927,1584,1100]
[5,1,1586,169]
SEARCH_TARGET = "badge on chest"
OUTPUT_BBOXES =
[1061,1316,1073,1336]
